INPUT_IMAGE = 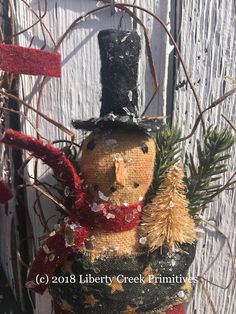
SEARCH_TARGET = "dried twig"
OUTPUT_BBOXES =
[211,87,236,108]
[55,5,110,51]
[4,0,48,43]
[17,156,54,231]
[37,0,47,49]
[52,139,82,149]
[36,189,51,232]
[198,219,235,290]
[0,24,4,41]
[179,87,236,142]
[197,278,217,314]
[1,106,48,140]
[222,114,236,132]
[19,181,70,215]
[209,172,236,200]
[35,5,111,130]
[114,2,206,132]
[0,88,75,137]
[17,0,56,47]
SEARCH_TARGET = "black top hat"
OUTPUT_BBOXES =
[72,29,162,134]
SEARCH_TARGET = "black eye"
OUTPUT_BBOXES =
[110,185,117,192]
[141,143,148,154]
[133,182,139,188]
[87,139,96,150]
[94,184,99,192]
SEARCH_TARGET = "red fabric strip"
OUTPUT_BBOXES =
[0,178,13,203]
[0,44,61,77]
[26,232,73,294]
[26,225,90,294]
[71,200,143,232]
[0,129,86,209]
[166,303,185,314]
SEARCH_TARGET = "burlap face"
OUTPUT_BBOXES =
[80,129,156,204]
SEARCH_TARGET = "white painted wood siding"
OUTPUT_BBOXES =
[1,0,234,313]
[173,1,236,314]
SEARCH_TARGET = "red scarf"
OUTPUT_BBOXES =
[25,199,144,294]
[71,196,144,232]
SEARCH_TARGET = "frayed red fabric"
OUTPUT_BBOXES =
[64,219,91,249]
[0,129,86,209]
[70,200,144,232]
[0,178,13,203]
[25,232,74,294]
[0,44,61,77]
[166,303,185,314]
[26,225,90,294]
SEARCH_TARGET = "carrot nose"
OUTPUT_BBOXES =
[114,156,126,186]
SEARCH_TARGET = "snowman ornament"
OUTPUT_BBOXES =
[1,29,208,314]
[45,29,197,313]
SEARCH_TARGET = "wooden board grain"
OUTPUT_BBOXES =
[0,0,25,307]
[173,1,236,313]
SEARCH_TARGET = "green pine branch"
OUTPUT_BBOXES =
[146,125,182,202]
[185,126,235,216]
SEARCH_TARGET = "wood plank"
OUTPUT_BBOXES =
[0,0,25,307]
[173,1,236,313]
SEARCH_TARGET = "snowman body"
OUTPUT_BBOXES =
[49,129,195,313]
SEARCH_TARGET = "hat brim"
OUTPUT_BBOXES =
[71,114,164,135]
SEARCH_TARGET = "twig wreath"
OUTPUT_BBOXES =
[0,1,235,314]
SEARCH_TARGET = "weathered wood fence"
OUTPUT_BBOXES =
[0,1,235,313]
